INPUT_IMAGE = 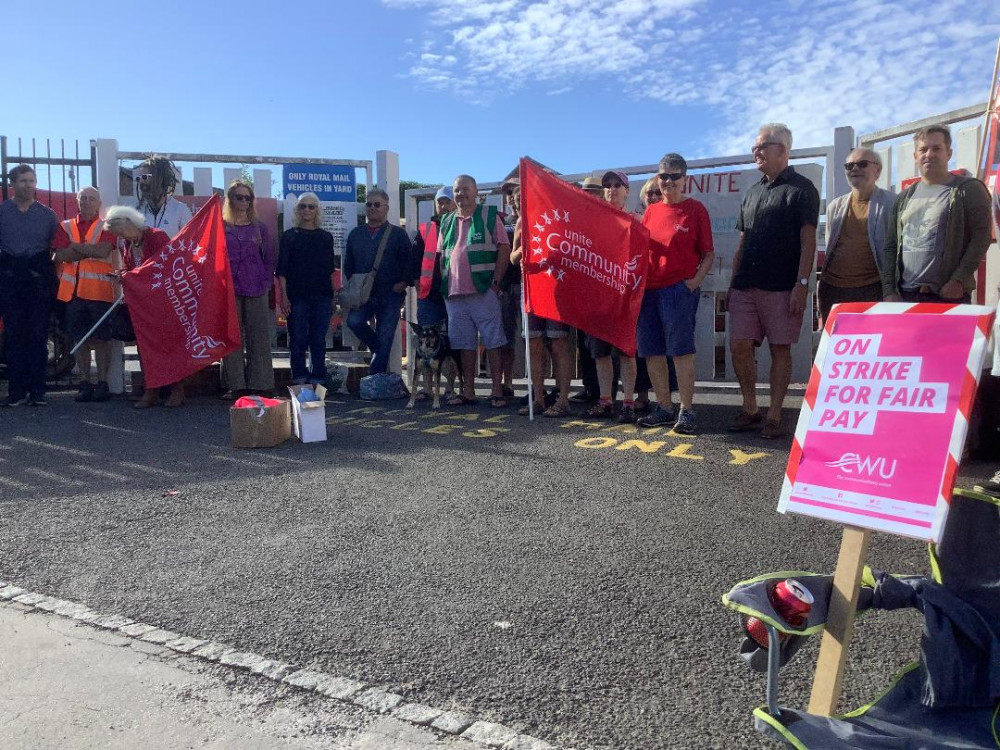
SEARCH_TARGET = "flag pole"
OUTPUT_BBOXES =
[521,278,534,421]
[70,292,124,356]
[975,35,1000,179]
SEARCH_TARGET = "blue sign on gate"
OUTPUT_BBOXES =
[283,164,356,201]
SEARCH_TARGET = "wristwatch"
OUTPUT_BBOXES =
[798,277,809,287]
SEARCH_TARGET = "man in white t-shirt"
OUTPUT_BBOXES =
[134,155,192,238]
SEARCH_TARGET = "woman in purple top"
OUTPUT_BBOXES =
[221,180,276,398]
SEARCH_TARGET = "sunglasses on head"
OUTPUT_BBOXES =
[844,160,874,171]
[366,201,384,208]
[232,194,252,202]
[657,172,685,182]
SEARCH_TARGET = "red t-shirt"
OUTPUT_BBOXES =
[641,198,714,290]
[52,216,117,250]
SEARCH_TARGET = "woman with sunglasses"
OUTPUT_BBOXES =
[220,180,276,399]
[582,170,642,421]
[276,193,336,385]
[639,177,663,211]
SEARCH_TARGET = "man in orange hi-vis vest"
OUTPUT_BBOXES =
[51,186,119,402]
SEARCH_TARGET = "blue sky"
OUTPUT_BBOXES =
[8,0,1000,191]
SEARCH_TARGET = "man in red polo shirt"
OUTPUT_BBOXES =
[636,153,714,434]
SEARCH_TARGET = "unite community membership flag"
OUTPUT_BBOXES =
[519,158,649,355]
[122,195,240,389]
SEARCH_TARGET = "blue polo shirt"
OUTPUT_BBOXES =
[0,200,59,259]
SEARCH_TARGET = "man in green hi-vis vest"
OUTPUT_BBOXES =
[438,175,512,408]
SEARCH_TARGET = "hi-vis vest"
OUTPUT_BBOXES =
[438,205,499,297]
[417,220,439,300]
[57,219,117,303]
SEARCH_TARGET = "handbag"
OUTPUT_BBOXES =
[339,225,393,310]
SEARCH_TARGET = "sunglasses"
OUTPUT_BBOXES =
[232,194,253,202]
[645,190,662,197]
[604,182,625,189]
[298,204,317,210]
[844,160,874,171]
[366,201,384,208]
[751,141,782,153]
[136,173,152,182]
[657,173,685,182]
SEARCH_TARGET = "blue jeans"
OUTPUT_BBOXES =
[288,295,332,383]
[346,291,403,374]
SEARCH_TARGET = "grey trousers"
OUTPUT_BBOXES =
[222,293,275,392]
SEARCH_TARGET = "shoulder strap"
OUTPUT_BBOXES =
[372,225,393,273]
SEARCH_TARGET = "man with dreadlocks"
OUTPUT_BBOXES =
[135,155,192,237]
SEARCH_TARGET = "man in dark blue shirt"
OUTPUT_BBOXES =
[727,124,820,439]
[343,188,413,375]
[0,164,60,406]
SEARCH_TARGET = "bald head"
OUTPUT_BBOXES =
[453,174,478,215]
[77,186,102,220]
[844,147,882,196]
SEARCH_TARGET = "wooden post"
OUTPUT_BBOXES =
[808,525,872,716]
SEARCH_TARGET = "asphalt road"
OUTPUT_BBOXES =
[0,389,992,749]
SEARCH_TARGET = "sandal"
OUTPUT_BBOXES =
[445,394,479,407]
[585,402,614,418]
[489,395,508,408]
[542,402,571,418]
[518,401,545,416]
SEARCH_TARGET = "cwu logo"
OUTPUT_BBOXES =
[824,452,898,479]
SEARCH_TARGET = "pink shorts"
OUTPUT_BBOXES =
[728,288,804,346]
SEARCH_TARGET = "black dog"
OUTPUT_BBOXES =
[407,321,463,409]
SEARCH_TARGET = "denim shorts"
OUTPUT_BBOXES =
[637,281,699,358]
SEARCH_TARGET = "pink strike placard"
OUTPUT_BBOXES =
[779,303,994,543]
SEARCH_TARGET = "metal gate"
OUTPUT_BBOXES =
[1,135,98,210]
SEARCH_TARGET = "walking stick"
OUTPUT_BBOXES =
[70,292,124,356]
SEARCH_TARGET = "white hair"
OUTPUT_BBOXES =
[293,192,321,228]
[104,205,146,230]
[759,123,793,150]
[77,186,100,200]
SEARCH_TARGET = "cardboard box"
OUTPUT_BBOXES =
[230,399,291,449]
[287,385,328,443]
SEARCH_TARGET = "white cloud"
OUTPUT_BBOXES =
[383,0,1000,155]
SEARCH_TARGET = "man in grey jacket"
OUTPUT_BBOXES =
[819,148,893,321]
[882,125,993,304]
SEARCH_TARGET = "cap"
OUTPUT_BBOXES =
[434,186,454,202]
[600,170,630,188]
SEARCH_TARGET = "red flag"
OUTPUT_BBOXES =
[122,195,240,389]
[520,158,648,355]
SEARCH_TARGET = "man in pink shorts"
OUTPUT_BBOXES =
[727,123,820,439]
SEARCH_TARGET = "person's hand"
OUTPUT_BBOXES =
[684,278,699,292]
[883,293,902,302]
[280,301,291,318]
[939,280,965,300]
[510,248,523,266]
[392,281,407,294]
[790,284,808,315]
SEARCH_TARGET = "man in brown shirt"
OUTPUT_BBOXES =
[818,147,894,322]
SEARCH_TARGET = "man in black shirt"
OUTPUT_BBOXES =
[727,123,820,439]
